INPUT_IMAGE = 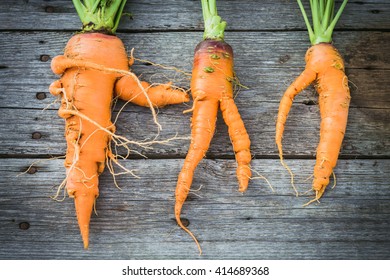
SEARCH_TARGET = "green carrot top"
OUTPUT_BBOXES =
[297,0,348,45]
[72,0,127,34]
[201,0,227,40]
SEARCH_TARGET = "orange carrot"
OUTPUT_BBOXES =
[49,0,189,248]
[276,0,350,202]
[175,0,251,254]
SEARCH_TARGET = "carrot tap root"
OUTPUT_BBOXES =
[278,153,299,197]
[50,0,191,247]
[174,0,253,253]
[220,97,252,192]
[115,76,190,108]
[175,179,202,255]
[277,0,350,202]
[275,68,316,197]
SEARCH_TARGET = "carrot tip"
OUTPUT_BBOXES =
[237,168,251,192]
[78,220,91,250]
[83,239,89,249]
[72,191,96,249]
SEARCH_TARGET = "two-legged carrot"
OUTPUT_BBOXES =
[276,0,350,203]
[50,0,189,248]
[175,0,251,254]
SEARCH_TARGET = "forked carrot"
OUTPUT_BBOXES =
[175,0,251,254]
[276,0,350,203]
[50,0,189,248]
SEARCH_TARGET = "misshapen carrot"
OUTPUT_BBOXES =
[276,43,350,199]
[276,0,350,203]
[49,1,188,249]
[175,0,251,254]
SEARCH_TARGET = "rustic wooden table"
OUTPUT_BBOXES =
[0,0,389,259]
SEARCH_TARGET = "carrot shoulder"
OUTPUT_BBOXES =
[310,44,350,198]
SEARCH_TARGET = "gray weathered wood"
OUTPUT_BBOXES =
[0,31,389,110]
[0,0,389,261]
[0,0,389,31]
[0,104,389,158]
[1,30,388,158]
[1,158,389,259]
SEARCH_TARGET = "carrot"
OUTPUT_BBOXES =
[275,0,350,203]
[49,0,189,249]
[175,0,251,254]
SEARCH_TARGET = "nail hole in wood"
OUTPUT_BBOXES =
[279,54,291,64]
[180,218,190,227]
[32,132,42,139]
[27,166,37,174]
[40,55,50,62]
[45,6,54,13]
[19,222,30,230]
[36,92,47,100]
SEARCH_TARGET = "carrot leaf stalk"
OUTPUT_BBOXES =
[201,0,226,40]
[297,0,348,45]
[275,0,351,203]
[72,0,127,33]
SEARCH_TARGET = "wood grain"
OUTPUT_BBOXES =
[1,158,389,259]
[0,0,389,31]
[0,105,388,158]
[0,31,388,110]
[0,0,389,260]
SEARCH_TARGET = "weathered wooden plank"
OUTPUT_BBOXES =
[0,0,389,31]
[0,31,389,110]
[0,158,389,259]
[0,0,388,263]
[1,67,387,110]
[0,102,389,158]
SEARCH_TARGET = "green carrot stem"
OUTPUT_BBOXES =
[201,0,226,40]
[72,0,127,34]
[297,0,348,45]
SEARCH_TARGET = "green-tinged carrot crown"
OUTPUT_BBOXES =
[72,0,127,34]
[201,0,226,40]
[297,0,348,45]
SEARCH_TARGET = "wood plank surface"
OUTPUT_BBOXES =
[0,105,388,158]
[0,0,389,260]
[1,158,389,259]
[1,0,389,31]
[0,31,389,110]
[0,32,388,158]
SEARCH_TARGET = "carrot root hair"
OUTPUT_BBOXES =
[250,168,275,193]
[176,214,202,255]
